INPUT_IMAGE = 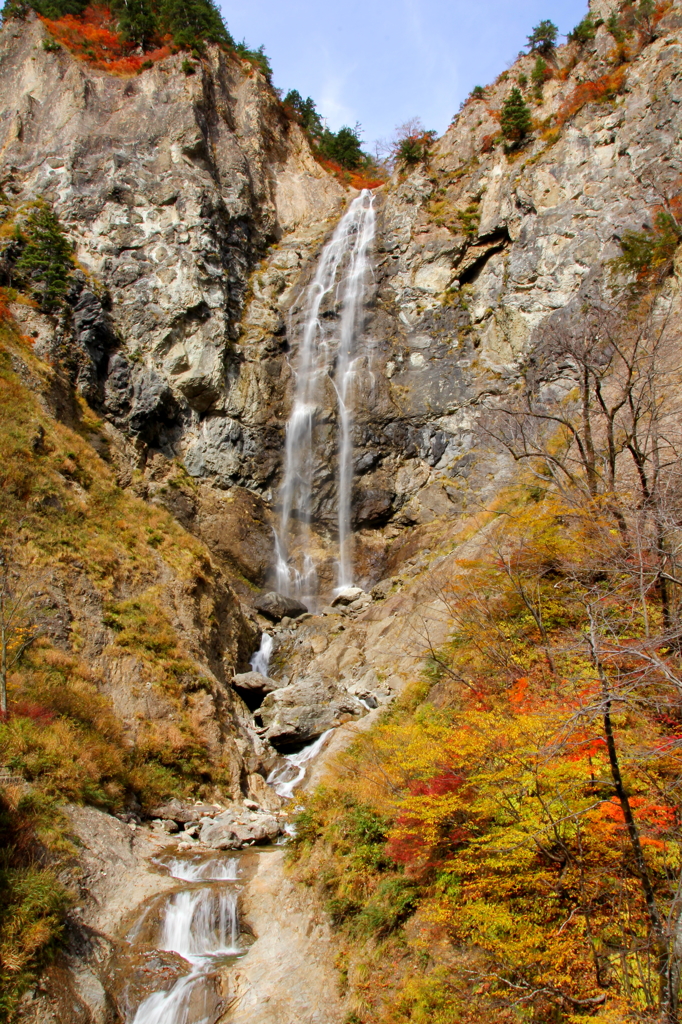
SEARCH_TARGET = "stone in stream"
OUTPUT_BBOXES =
[231,670,287,699]
[148,799,223,825]
[200,809,282,849]
[257,674,365,746]
[105,948,191,1020]
[254,591,308,622]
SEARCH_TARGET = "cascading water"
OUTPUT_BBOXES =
[249,632,273,676]
[266,729,334,801]
[160,888,240,958]
[129,856,241,1024]
[275,190,376,602]
[163,856,239,883]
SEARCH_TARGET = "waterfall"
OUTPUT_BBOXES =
[275,190,376,601]
[249,632,273,676]
[129,856,240,1024]
[266,729,334,800]
[164,856,239,883]
[160,888,240,958]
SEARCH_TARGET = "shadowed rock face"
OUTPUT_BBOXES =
[0,13,344,487]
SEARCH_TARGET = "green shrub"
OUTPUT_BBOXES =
[14,202,74,312]
[158,0,231,51]
[41,36,61,52]
[568,14,597,44]
[181,57,196,75]
[396,129,437,166]
[0,791,72,1022]
[456,203,480,239]
[607,10,626,42]
[234,41,272,81]
[283,89,323,136]
[526,19,558,55]
[317,124,365,170]
[10,0,87,17]
[470,85,485,100]
[609,210,682,290]
[352,876,418,937]
[500,87,533,146]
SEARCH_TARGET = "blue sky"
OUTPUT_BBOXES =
[219,0,590,152]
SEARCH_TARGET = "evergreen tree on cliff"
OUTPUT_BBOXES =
[158,0,230,49]
[500,87,533,145]
[111,0,156,47]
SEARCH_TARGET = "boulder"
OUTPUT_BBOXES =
[258,674,365,747]
[331,586,365,606]
[255,591,308,622]
[231,671,286,698]
[200,809,282,849]
[148,799,222,824]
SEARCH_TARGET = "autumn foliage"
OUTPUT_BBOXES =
[555,68,627,128]
[39,5,171,74]
[291,290,682,1023]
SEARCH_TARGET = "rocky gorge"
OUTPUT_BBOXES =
[2,0,682,1020]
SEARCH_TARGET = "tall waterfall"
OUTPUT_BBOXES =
[275,189,376,602]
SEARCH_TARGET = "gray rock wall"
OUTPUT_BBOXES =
[2,7,681,590]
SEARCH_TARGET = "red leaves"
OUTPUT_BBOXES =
[40,5,172,76]
[408,771,465,798]
[6,700,55,724]
[556,69,627,128]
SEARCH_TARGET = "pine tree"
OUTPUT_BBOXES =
[158,0,231,50]
[15,203,74,311]
[111,0,156,47]
[318,124,365,170]
[283,90,323,137]
[500,87,533,145]
[526,19,558,55]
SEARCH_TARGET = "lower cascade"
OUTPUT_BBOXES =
[275,189,376,606]
[129,856,241,1024]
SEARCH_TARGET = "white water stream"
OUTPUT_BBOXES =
[275,190,376,603]
[266,729,334,801]
[249,632,273,676]
[130,857,241,1024]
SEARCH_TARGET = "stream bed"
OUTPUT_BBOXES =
[113,728,335,1024]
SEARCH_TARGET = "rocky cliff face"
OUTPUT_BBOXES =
[3,3,680,599]
[0,12,343,492]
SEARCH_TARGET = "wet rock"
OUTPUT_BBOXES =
[331,586,365,606]
[254,592,308,622]
[231,671,286,698]
[258,675,364,747]
[106,948,190,1020]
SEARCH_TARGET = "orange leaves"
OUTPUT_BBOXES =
[508,676,529,708]
[555,68,627,129]
[40,5,172,76]
[315,157,385,191]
